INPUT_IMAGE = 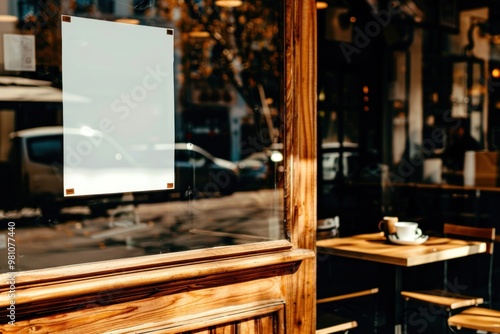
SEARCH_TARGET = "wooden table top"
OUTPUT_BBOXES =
[316,232,487,267]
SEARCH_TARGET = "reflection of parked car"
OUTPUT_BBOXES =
[173,143,240,197]
[237,143,284,189]
[0,126,240,217]
[321,142,359,181]
[0,126,108,217]
[237,154,269,189]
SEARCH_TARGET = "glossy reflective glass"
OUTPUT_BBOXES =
[0,0,284,271]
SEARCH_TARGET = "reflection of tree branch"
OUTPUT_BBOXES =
[181,0,280,143]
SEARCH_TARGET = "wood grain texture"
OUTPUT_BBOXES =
[1,278,285,333]
[316,288,379,304]
[401,290,484,310]
[316,316,357,334]
[444,223,495,254]
[0,240,294,287]
[283,0,317,333]
[448,307,500,332]
[0,247,313,321]
[317,233,487,267]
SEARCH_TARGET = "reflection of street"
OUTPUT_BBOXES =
[0,189,283,272]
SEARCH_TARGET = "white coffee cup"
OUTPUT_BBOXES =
[395,222,422,241]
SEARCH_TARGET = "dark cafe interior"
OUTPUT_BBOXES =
[0,0,500,333]
[316,0,500,332]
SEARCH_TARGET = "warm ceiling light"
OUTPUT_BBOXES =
[318,89,325,101]
[492,68,500,79]
[189,31,210,38]
[215,0,243,7]
[316,2,328,10]
[115,18,140,25]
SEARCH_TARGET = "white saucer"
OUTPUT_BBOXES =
[317,217,339,230]
[388,234,429,245]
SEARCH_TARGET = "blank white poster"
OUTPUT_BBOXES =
[61,16,175,197]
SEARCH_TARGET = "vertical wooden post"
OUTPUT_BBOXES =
[284,0,317,332]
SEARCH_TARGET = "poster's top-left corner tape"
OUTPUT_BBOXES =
[62,16,71,23]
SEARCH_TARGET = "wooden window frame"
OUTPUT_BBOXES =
[0,0,317,332]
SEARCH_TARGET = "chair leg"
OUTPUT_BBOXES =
[402,298,408,334]
[445,309,452,334]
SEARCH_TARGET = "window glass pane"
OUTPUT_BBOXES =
[27,136,63,165]
[0,0,284,271]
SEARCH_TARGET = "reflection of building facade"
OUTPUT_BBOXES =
[1,0,281,162]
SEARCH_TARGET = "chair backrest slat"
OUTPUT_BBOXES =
[443,223,495,254]
[443,223,495,306]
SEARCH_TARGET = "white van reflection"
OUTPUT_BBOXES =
[321,142,359,181]
[1,126,239,217]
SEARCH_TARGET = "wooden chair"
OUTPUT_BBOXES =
[447,307,500,332]
[400,223,496,330]
[316,288,379,333]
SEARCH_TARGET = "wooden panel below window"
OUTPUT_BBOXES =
[0,241,311,333]
[1,281,285,333]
